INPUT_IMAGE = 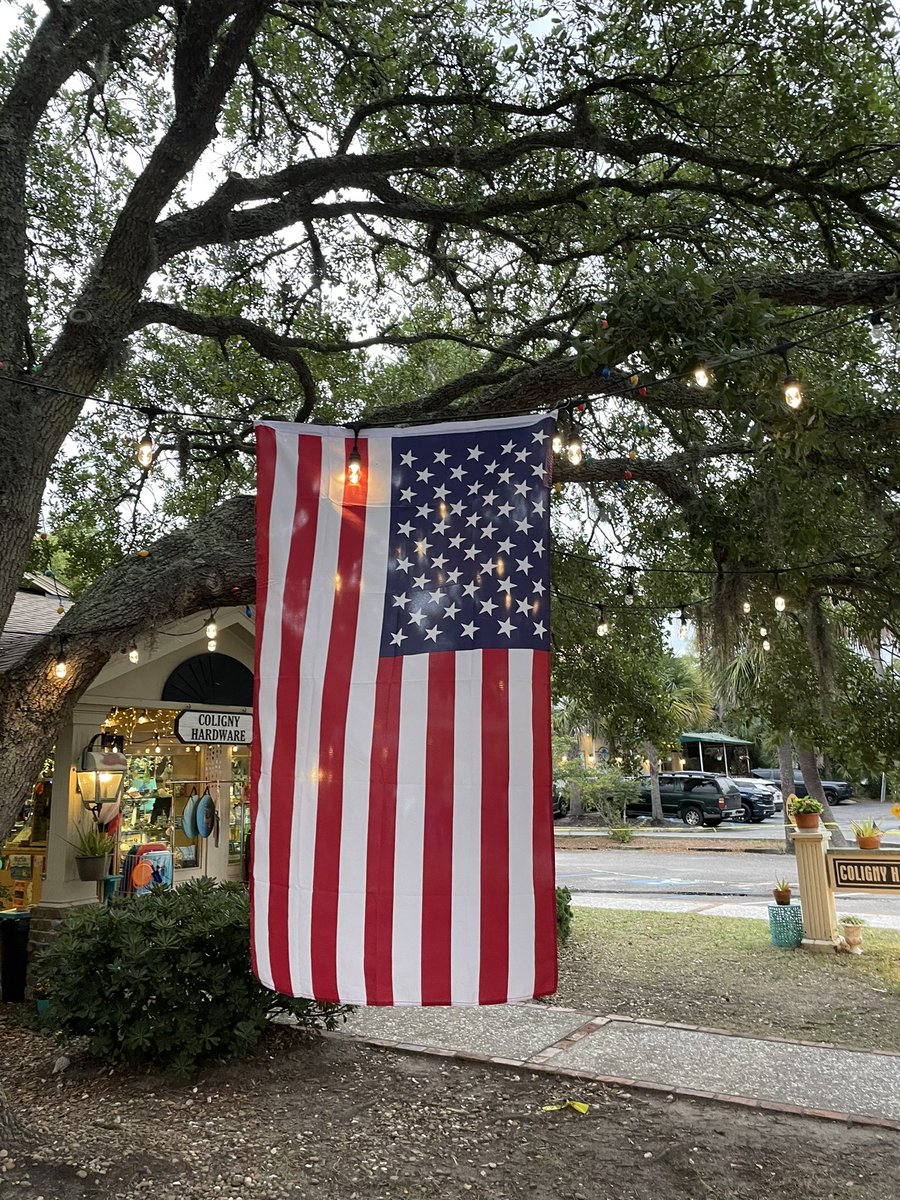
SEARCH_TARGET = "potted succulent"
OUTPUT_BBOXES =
[839,914,866,955]
[72,823,117,881]
[850,817,883,850]
[788,794,824,829]
[772,877,792,906]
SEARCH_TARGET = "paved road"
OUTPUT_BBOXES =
[555,846,900,920]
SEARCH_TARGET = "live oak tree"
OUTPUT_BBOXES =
[1,0,900,843]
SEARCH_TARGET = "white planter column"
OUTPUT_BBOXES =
[792,827,839,951]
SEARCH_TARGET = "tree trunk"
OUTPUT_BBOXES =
[796,746,849,848]
[0,495,256,844]
[645,741,664,824]
[778,739,795,856]
[567,780,582,821]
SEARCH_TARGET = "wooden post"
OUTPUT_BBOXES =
[792,827,839,951]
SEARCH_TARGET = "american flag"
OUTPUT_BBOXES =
[251,412,557,1006]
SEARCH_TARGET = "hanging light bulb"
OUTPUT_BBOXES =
[742,600,752,614]
[347,432,362,485]
[566,426,584,466]
[679,605,689,640]
[154,736,162,755]
[137,431,155,468]
[596,605,609,636]
[208,637,217,653]
[759,626,768,638]
[773,572,786,613]
[128,644,139,664]
[54,642,67,679]
[692,360,711,388]
[624,573,635,607]
[869,310,888,344]
[552,419,564,454]
[783,373,803,409]
[762,638,771,652]
[205,615,217,640]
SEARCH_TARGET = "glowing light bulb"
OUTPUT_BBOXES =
[347,443,362,484]
[137,433,154,468]
[205,619,217,640]
[128,645,139,663]
[54,655,67,679]
[208,637,217,652]
[624,586,635,607]
[552,428,564,454]
[566,431,583,465]
[759,626,768,638]
[762,638,771,652]
[693,362,710,387]
[679,605,689,639]
[774,594,786,613]
[597,607,609,636]
[154,743,162,755]
[136,714,149,724]
[742,600,751,614]
[783,374,803,409]
[870,311,888,344]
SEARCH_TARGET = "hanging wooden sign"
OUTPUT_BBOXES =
[827,849,900,893]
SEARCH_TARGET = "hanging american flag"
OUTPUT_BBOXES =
[251,412,557,1006]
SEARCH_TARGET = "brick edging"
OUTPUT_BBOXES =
[325,1030,900,1131]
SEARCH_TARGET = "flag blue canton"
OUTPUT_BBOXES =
[379,417,554,656]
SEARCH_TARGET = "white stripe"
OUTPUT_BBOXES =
[252,429,298,989]
[506,650,536,1001]
[391,653,430,1004]
[287,435,346,997]
[335,437,394,1003]
[450,648,483,1004]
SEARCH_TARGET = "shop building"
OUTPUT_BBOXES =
[0,597,256,963]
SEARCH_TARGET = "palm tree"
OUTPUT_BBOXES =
[645,656,714,824]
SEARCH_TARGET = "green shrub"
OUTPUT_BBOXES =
[578,767,640,818]
[608,823,635,844]
[556,885,573,944]
[35,877,350,1077]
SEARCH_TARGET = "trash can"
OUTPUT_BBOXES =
[0,911,31,1002]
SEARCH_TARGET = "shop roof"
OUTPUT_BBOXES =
[680,731,754,746]
[0,589,72,671]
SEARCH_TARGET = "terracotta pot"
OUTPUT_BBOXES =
[855,835,882,850]
[794,812,820,830]
[841,924,864,953]
[773,889,792,906]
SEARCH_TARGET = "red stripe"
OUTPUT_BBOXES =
[479,648,510,1003]
[363,655,403,1004]
[421,653,456,1004]
[249,426,277,981]
[309,438,369,1001]
[531,652,557,997]
[263,434,322,994]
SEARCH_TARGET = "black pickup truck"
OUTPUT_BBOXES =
[751,768,853,805]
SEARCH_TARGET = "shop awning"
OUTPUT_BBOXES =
[680,732,754,746]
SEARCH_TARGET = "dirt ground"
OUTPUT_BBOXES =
[0,1013,898,1200]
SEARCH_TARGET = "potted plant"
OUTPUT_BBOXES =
[772,877,792,905]
[839,914,866,954]
[850,817,883,850]
[72,823,117,881]
[788,794,824,829]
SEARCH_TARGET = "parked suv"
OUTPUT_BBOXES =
[729,777,779,823]
[751,768,852,805]
[632,772,743,827]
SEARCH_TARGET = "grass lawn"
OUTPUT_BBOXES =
[552,907,900,1050]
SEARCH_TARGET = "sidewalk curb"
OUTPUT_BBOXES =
[326,1012,900,1132]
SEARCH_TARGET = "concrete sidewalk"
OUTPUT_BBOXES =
[569,890,900,930]
[334,1003,900,1129]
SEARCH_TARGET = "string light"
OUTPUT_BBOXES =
[552,422,564,454]
[53,639,67,680]
[869,311,888,344]
[347,430,362,485]
[692,361,711,388]
[742,600,752,614]
[679,605,689,639]
[624,571,635,606]
[783,373,803,409]
[136,432,155,468]
[773,572,786,612]
[759,626,768,638]
[566,424,584,466]
[762,638,771,651]
[596,605,609,636]
[128,644,139,663]
[205,615,217,640]
[207,637,217,653]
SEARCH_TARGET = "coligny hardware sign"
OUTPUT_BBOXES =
[827,850,900,894]
[175,709,253,745]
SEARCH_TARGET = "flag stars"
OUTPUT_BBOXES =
[397,520,414,537]
[449,534,464,549]
[467,479,483,495]
[396,556,412,573]
[482,490,498,506]
[498,617,516,637]
[497,577,516,594]
[532,580,546,596]
[400,451,416,467]
[533,620,547,637]
[462,581,478,598]
[533,540,545,557]
[390,630,408,646]
[433,484,450,500]
[434,448,450,463]
[515,517,532,534]
[400,487,415,504]
[431,554,447,570]
[497,468,513,484]
[480,597,498,615]
[516,598,532,614]
[480,522,497,540]
[449,500,464,516]
[416,502,432,519]
[532,429,549,443]
[392,592,411,609]
[432,519,449,535]
[468,444,484,460]
[479,559,496,576]
[427,588,444,604]
[531,462,546,478]
[483,459,498,473]
[514,481,528,496]
[415,537,431,556]
[443,602,460,620]
[416,467,434,483]
[464,545,478,560]
[516,556,533,574]
[413,573,429,589]
[501,439,515,454]
[514,448,528,463]
[424,625,442,642]
[461,621,478,639]
[408,610,427,627]
[497,501,513,518]
[450,465,466,481]
[532,497,546,515]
